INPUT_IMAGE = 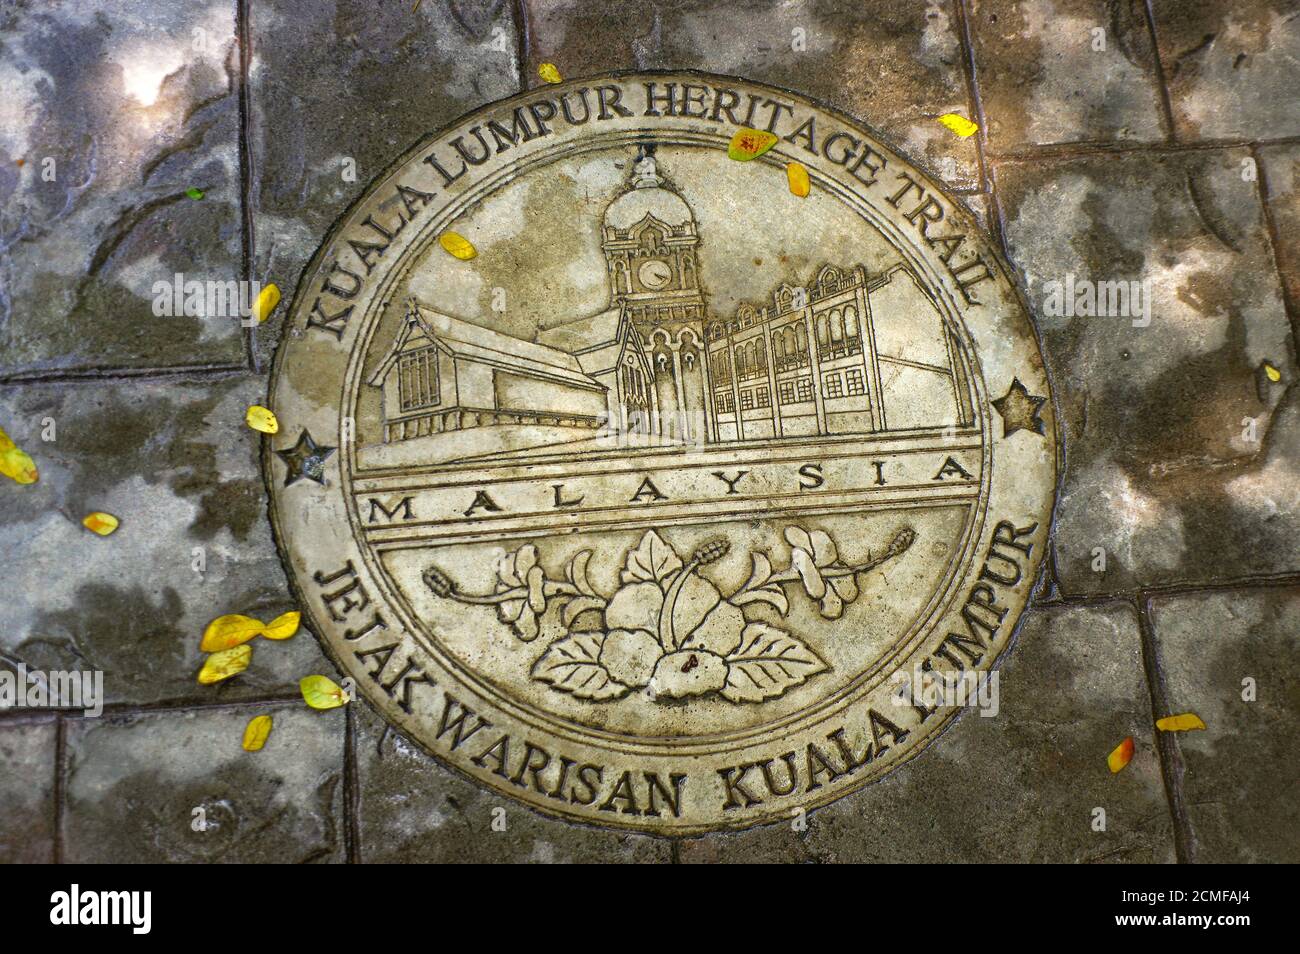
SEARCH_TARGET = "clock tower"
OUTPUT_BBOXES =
[600,146,712,443]
[601,146,706,338]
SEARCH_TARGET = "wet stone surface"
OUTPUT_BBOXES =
[0,0,247,376]
[967,0,1167,151]
[523,0,982,190]
[996,147,1297,595]
[0,720,57,863]
[1150,0,1300,142]
[0,376,336,707]
[352,704,672,863]
[63,704,345,863]
[678,603,1175,863]
[246,0,520,367]
[1148,587,1300,864]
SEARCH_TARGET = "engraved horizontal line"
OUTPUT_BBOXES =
[359,483,980,545]
[349,433,984,493]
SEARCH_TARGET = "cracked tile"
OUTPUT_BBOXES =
[1150,0,1300,141]
[1148,587,1300,862]
[0,0,248,376]
[0,375,336,707]
[352,703,671,862]
[63,704,345,863]
[522,0,981,190]
[967,0,1166,151]
[678,603,1175,863]
[996,148,1297,594]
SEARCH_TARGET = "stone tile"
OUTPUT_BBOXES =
[0,0,248,376]
[996,148,1298,595]
[1151,0,1300,141]
[1259,142,1300,317]
[352,703,670,863]
[678,603,1175,863]
[0,720,57,863]
[523,0,981,190]
[967,0,1167,151]
[63,704,345,863]
[0,375,336,707]
[247,0,520,366]
[1148,587,1300,863]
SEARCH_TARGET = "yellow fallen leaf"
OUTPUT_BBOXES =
[82,512,119,536]
[242,715,273,752]
[1156,712,1206,732]
[0,425,38,484]
[261,610,301,641]
[1,446,38,484]
[786,161,810,197]
[439,231,476,260]
[1263,362,1281,383]
[1107,736,1135,774]
[538,62,562,84]
[252,283,281,324]
[198,644,253,685]
[201,614,265,652]
[938,113,979,138]
[728,128,779,161]
[245,405,279,434]
[301,674,349,710]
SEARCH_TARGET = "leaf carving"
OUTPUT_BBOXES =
[730,552,790,614]
[531,633,630,701]
[565,549,599,597]
[620,530,682,585]
[721,623,827,703]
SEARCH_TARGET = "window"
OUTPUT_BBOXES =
[823,372,843,398]
[778,381,797,405]
[796,377,813,401]
[755,386,771,408]
[716,390,735,414]
[741,389,755,410]
[398,347,439,411]
[845,368,865,396]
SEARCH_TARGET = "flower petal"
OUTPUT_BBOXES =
[605,581,664,634]
[201,614,265,652]
[198,645,252,685]
[809,530,837,565]
[439,231,477,260]
[242,715,273,752]
[683,600,745,657]
[790,548,826,599]
[300,674,350,709]
[598,628,661,688]
[245,405,279,434]
[261,610,300,640]
[650,650,727,698]
[786,161,810,197]
[82,512,119,536]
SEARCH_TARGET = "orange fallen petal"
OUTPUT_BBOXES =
[1107,736,1135,774]
[82,512,119,536]
[786,161,810,197]
[1156,712,1206,732]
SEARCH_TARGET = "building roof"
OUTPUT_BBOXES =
[536,306,624,354]
[604,158,693,230]
[368,302,605,392]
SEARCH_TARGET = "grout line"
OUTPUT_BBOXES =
[0,690,309,726]
[670,838,682,864]
[512,0,532,92]
[988,135,1300,164]
[236,0,259,374]
[1032,571,1300,608]
[0,364,252,387]
[343,704,361,863]
[952,0,991,194]
[1140,0,1178,142]
[1136,595,1194,863]
[52,714,66,864]
[1251,143,1300,347]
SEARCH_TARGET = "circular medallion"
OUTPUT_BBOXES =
[266,72,1057,834]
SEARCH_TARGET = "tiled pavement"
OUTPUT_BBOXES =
[1,0,1296,863]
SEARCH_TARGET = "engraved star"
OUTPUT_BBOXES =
[276,429,336,486]
[991,378,1047,437]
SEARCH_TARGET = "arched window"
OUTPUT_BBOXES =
[774,333,786,359]
[831,310,844,342]
[844,305,859,337]
[795,323,807,353]
[754,338,767,370]
[735,345,748,377]
[816,314,828,346]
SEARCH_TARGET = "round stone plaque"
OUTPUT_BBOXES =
[266,72,1057,834]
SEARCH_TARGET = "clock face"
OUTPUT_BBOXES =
[638,259,672,290]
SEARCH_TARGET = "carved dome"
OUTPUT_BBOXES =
[604,156,694,231]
